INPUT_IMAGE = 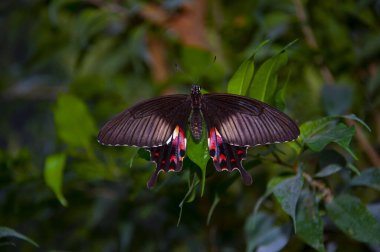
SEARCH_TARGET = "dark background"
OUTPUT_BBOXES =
[1,0,380,251]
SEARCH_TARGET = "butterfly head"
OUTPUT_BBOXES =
[191,85,201,95]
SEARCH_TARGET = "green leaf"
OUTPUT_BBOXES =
[350,168,380,191]
[303,123,357,159]
[326,194,380,245]
[296,194,325,252]
[0,227,39,247]
[300,117,334,141]
[54,94,97,148]
[341,114,371,132]
[314,164,342,178]
[227,58,254,95]
[245,212,290,252]
[273,168,303,231]
[186,123,209,196]
[177,174,199,226]
[207,194,220,225]
[44,153,68,206]
[249,51,288,102]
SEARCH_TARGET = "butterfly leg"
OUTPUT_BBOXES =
[146,125,187,188]
[208,127,252,185]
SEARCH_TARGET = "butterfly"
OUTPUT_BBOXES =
[98,85,300,188]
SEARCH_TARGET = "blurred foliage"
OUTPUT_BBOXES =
[1,0,380,251]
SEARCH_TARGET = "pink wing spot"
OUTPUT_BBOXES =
[169,168,175,172]
[161,160,166,164]
[231,158,236,162]
[154,152,159,157]
[219,154,226,161]
[237,150,244,155]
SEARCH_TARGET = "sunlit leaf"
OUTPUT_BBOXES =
[0,227,38,247]
[227,58,254,95]
[326,194,380,245]
[350,168,380,191]
[249,51,288,102]
[44,153,67,206]
[186,123,209,196]
[54,94,97,148]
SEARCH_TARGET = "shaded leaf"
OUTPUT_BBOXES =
[245,212,290,252]
[207,194,220,225]
[273,168,303,231]
[177,174,199,226]
[54,94,97,148]
[0,227,38,247]
[303,123,356,159]
[227,58,254,95]
[326,194,380,245]
[44,153,68,206]
[350,168,380,191]
[296,193,325,252]
[314,164,342,178]
[341,114,371,132]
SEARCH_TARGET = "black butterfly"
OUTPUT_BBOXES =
[98,85,300,188]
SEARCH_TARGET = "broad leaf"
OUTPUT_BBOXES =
[296,193,325,252]
[227,58,254,96]
[54,94,97,148]
[44,153,68,206]
[350,168,380,191]
[186,123,209,196]
[303,123,356,158]
[326,194,380,245]
[314,164,342,178]
[245,212,290,252]
[0,227,39,247]
[273,168,303,231]
[249,51,288,102]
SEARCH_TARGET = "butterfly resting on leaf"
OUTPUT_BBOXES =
[97,85,300,188]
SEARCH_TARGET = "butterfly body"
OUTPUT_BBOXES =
[98,85,300,188]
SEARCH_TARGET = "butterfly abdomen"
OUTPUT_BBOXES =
[190,109,203,142]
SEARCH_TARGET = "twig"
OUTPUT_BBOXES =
[303,172,333,204]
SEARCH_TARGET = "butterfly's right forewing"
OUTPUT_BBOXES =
[98,94,191,147]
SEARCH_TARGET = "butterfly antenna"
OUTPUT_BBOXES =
[174,62,198,85]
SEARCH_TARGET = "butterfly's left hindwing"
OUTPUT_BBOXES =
[208,127,252,184]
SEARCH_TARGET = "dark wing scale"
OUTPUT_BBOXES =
[208,127,252,184]
[98,95,191,147]
[202,94,300,146]
[147,125,187,188]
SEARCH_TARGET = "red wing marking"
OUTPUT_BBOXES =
[208,127,252,185]
[146,125,187,188]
